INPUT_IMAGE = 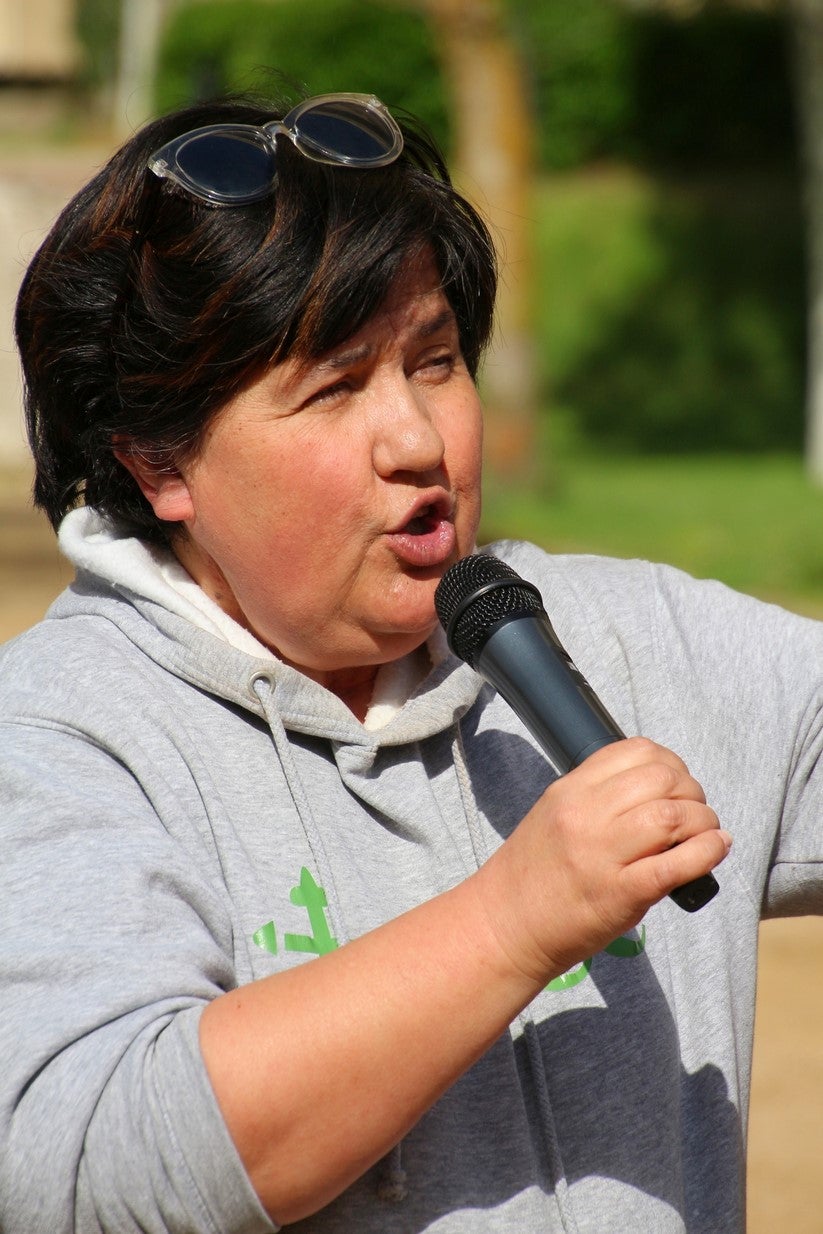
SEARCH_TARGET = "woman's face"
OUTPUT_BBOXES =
[137,254,484,688]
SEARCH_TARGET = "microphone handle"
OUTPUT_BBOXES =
[474,617,719,913]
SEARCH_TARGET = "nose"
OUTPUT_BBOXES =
[371,378,446,478]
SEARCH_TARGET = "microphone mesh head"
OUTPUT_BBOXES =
[435,554,545,667]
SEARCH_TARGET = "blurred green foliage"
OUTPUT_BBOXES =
[481,449,823,617]
[625,6,796,170]
[149,0,796,174]
[535,169,806,452]
[74,0,806,456]
[76,0,121,90]
[509,0,796,171]
[509,0,636,169]
[154,0,448,149]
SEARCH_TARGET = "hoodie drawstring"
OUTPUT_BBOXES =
[453,717,579,1233]
[251,671,410,1207]
[376,1144,409,1203]
[251,672,349,951]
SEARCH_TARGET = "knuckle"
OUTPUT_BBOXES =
[623,735,659,759]
[625,734,690,778]
[539,781,585,842]
[635,795,684,844]
[624,758,679,804]
[655,796,686,837]
[648,760,682,797]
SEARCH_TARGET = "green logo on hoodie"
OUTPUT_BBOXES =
[546,925,647,992]
[253,867,339,958]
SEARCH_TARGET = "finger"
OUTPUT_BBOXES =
[629,826,733,907]
[541,740,711,864]
[569,735,692,785]
[617,796,721,863]
[581,759,708,837]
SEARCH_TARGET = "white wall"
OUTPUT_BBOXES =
[0,0,79,79]
[0,146,107,466]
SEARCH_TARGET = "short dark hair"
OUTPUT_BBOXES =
[16,91,498,544]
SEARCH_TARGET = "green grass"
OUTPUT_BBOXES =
[480,450,823,619]
[475,164,820,617]
[527,165,805,452]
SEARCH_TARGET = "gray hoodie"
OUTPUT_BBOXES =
[1,511,821,1234]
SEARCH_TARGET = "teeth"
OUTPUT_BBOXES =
[406,504,434,535]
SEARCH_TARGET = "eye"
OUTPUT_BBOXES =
[414,349,458,382]
[302,378,352,408]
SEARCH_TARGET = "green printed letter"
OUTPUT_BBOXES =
[546,957,593,992]
[604,925,647,959]
[252,920,279,955]
[284,867,339,956]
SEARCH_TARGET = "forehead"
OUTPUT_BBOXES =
[374,250,447,316]
[220,255,457,416]
[329,254,454,350]
[288,253,455,383]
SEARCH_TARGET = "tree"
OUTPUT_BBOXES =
[114,0,174,137]
[624,0,823,480]
[789,0,823,482]
[419,0,539,483]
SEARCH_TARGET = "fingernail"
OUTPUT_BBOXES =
[719,830,733,853]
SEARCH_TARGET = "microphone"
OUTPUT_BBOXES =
[435,553,719,913]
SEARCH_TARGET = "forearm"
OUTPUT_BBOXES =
[199,869,542,1225]
[200,736,731,1226]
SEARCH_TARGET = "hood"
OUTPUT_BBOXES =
[54,506,486,749]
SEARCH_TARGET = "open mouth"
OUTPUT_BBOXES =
[404,504,439,535]
[389,497,456,567]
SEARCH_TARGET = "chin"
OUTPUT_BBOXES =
[371,612,439,655]
[386,594,440,632]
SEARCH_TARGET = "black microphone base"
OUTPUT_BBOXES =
[669,872,719,913]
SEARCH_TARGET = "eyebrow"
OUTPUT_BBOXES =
[318,344,372,373]
[316,306,458,373]
[417,307,457,339]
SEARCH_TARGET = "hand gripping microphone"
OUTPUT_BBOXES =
[434,553,719,913]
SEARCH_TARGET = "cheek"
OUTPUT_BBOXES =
[280,452,374,548]
[447,400,484,484]
[238,455,371,588]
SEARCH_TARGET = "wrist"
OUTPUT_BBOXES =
[459,854,568,996]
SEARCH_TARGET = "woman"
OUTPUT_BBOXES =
[0,89,818,1233]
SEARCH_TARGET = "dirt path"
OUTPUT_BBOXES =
[749,916,823,1232]
[1,467,821,1231]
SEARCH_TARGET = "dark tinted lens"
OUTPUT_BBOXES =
[294,104,393,161]
[176,130,274,198]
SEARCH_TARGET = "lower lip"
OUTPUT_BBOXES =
[386,517,456,568]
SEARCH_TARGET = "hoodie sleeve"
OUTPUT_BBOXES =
[509,543,823,919]
[0,718,277,1234]
[643,562,823,917]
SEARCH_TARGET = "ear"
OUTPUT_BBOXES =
[113,444,195,524]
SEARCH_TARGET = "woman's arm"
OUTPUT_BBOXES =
[200,735,731,1225]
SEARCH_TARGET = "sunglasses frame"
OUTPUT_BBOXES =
[148,92,404,206]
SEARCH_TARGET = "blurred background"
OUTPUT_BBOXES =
[1,1,822,1229]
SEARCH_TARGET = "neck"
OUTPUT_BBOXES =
[170,537,380,719]
[315,665,380,722]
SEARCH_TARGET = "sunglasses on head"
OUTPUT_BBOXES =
[147,92,404,206]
